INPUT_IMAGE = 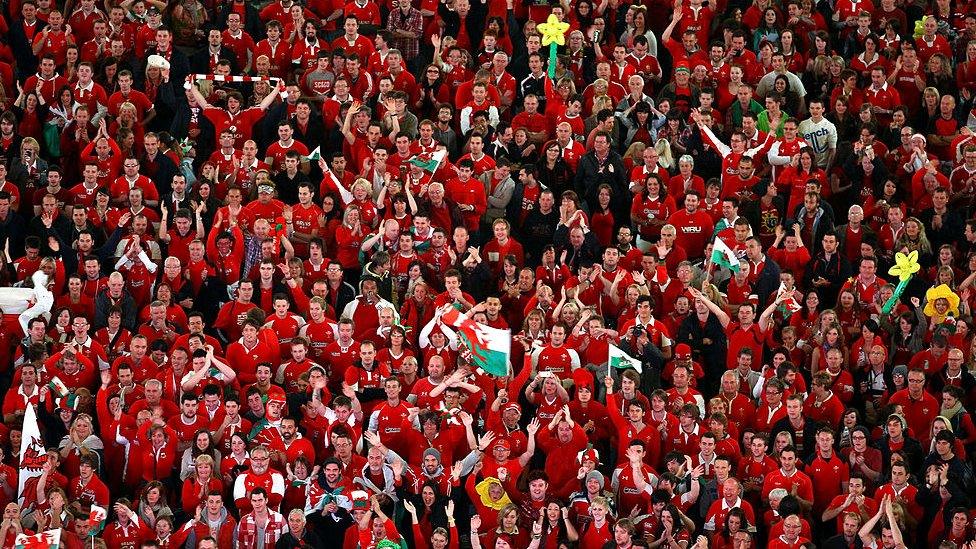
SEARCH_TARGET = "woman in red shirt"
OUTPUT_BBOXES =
[776,148,827,214]
[631,174,676,244]
[181,454,223,517]
[334,204,365,278]
[590,184,617,248]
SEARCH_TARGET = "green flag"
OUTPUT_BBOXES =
[609,343,642,374]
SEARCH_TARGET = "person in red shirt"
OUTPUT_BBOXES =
[31,11,74,67]
[168,392,212,455]
[805,428,850,517]
[768,514,811,549]
[188,85,279,149]
[822,473,877,532]
[605,375,662,470]
[511,95,549,144]
[804,372,845,427]
[445,160,487,235]
[66,454,109,508]
[225,317,280,386]
[666,192,714,262]
[761,446,814,508]
[233,445,286,513]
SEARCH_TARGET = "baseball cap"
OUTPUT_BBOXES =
[674,343,692,359]
[502,402,522,416]
[493,438,512,452]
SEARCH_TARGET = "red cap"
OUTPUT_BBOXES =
[266,385,286,405]
[502,402,522,416]
[674,343,692,359]
[493,438,513,451]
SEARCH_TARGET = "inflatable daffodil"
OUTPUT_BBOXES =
[888,250,921,281]
[924,284,960,323]
[881,251,921,314]
[537,14,570,77]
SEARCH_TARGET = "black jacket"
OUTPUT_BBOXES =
[752,255,781,310]
[804,251,851,306]
[520,207,559,265]
[675,312,727,393]
[190,45,241,75]
[574,151,628,224]
[553,225,601,271]
[94,289,138,331]
[874,435,925,475]
[275,529,324,548]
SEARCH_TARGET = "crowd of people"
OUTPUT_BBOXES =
[1,0,976,547]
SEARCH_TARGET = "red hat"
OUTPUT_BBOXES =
[493,438,512,451]
[674,62,691,74]
[351,490,370,510]
[674,343,692,359]
[266,385,286,405]
[578,448,600,465]
[502,402,522,416]
[573,369,595,391]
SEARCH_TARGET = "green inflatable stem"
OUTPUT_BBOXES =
[881,278,910,314]
[548,43,557,78]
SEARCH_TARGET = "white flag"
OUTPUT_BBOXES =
[18,404,46,513]
[609,343,642,373]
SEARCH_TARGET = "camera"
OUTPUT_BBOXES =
[632,325,644,337]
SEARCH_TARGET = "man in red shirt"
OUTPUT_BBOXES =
[233,445,285,513]
[805,428,850,517]
[667,192,714,261]
[444,160,487,235]
[168,392,212,454]
[331,16,375,62]
[511,95,549,145]
[31,10,74,66]
[887,368,940,447]
[24,55,69,104]
[189,85,279,149]
[862,67,902,127]
[66,454,109,508]
[761,446,814,509]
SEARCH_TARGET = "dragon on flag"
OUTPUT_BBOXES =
[18,405,47,517]
[14,529,61,549]
[438,306,510,376]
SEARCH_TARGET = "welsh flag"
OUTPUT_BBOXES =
[15,529,61,549]
[18,405,46,513]
[305,146,322,161]
[409,149,447,172]
[48,376,69,398]
[609,343,642,373]
[777,282,802,317]
[88,505,108,536]
[711,236,741,272]
[440,307,510,376]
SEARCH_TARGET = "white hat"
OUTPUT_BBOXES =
[147,54,171,70]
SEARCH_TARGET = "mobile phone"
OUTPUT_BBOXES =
[592,30,601,44]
